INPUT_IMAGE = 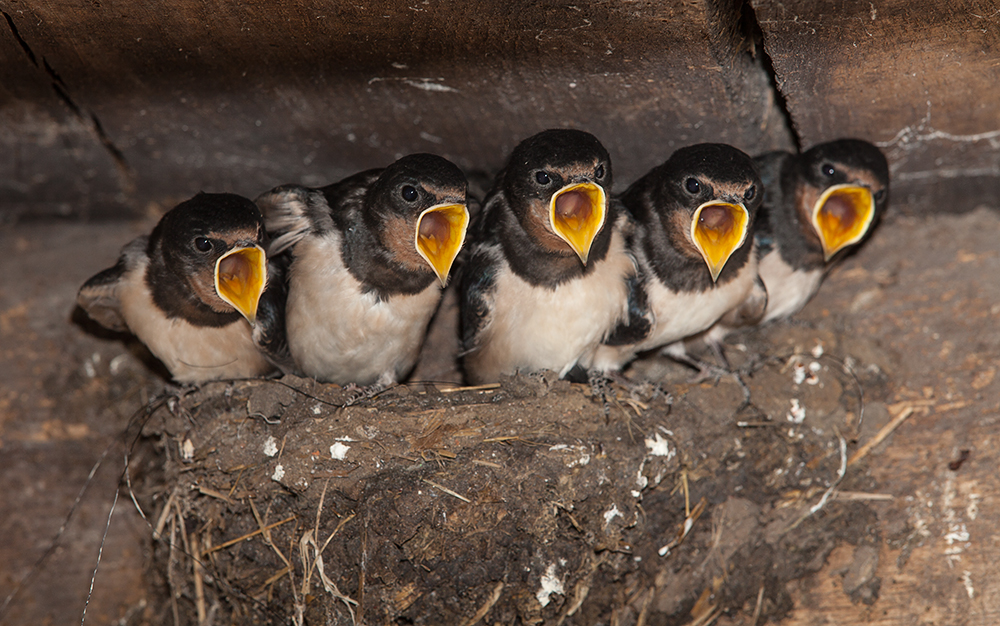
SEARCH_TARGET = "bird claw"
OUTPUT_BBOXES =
[341,381,389,407]
[587,371,615,417]
[673,353,753,409]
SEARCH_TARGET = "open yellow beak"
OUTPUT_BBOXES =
[691,201,750,283]
[415,203,470,286]
[215,244,267,325]
[811,184,875,261]
[549,182,607,265]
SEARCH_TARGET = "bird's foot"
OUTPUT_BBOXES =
[588,370,616,418]
[672,353,752,408]
[603,370,669,405]
[162,383,199,422]
[341,380,391,407]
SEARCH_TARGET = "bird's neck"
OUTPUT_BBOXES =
[497,202,614,289]
[340,214,436,298]
[642,220,751,293]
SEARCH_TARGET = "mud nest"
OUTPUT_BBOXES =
[132,323,891,625]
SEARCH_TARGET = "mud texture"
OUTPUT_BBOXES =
[139,321,878,624]
[2,208,1000,625]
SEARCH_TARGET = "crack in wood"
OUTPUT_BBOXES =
[3,11,38,67]
[744,0,802,152]
[2,10,133,182]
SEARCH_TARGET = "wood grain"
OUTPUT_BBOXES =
[0,0,793,220]
[753,0,1000,214]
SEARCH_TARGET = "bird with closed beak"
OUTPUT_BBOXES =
[77,192,274,383]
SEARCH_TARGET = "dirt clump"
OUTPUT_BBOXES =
[141,345,879,624]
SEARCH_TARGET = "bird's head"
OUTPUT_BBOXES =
[798,139,890,261]
[502,129,613,265]
[154,192,268,324]
[366,154,470,287]
[640,143,761,283]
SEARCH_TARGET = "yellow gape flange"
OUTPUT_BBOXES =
[415,203,470,286]
[215,244,267,324]
[811,184,875,261]
[691,201,750,282]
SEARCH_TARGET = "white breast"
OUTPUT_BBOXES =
[592,249,758,371]
[285,232,442,386]
[639,267,757,351]
[758,246,824,322]
[464,228,635,384]
[118,259,274,383]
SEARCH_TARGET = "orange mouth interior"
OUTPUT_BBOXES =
[415,203,470,285]
[812,185,875,261]
[549,182,607,264]
[691,202,749,282]
[215,244,267,324]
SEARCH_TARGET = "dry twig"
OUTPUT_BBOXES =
[422,478,472,503]
[459,581,504,626]
[202,515,297,556]
[848,402,927,466]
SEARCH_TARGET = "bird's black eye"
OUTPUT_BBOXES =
[401,185,419,202]
[595,164,605,179]
[194,237,213,252]
[821,163,836,177]
[535,171,551,185]
[874,189,886,202]
[744,185,756,201]
[685,178,701,194]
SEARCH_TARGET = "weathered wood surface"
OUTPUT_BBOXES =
[721,209,1000,625]
[5,0,997,222]
[0,0,792,220]
[753,0,1000,214]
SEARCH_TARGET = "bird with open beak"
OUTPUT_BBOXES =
[256,153,469,388]
[77,192,273,383]
[460,129,644,384]
[748,138,889,323]
[592,143,764,374]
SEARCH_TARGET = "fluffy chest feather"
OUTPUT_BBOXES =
[758,245,824,322]
[118,258,273,383]
[286,232,442,385]
[464,228,634,383]
[638,254,758,352]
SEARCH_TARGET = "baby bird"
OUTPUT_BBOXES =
[460,129,642,384]
[592,143,764,373]
[752,138,889,322]
[256,154,469,387]
[77,193,273,383]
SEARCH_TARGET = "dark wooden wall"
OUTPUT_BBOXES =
[1,0,997,221]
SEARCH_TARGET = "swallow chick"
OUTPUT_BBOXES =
[592,143,764,375]
[77,192,274,383]
[751,138,889,323]
[257,154,469,389]
[460,129,644,385]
